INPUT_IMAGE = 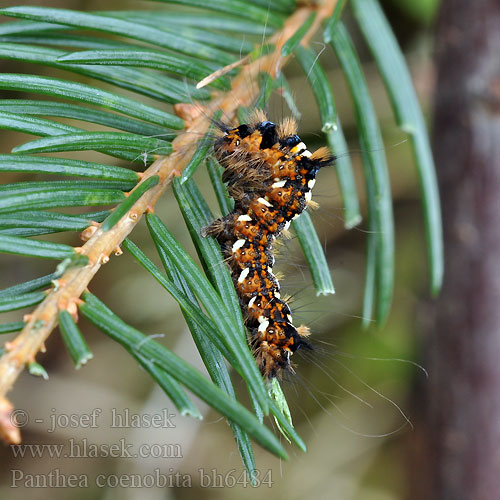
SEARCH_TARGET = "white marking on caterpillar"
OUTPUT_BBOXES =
[248,296,256,308]
[237,214,252,221]
[258,197,273,207]
[302,150,312,158]
[308,179,316,189]
[258,320,269,333]
[232,239,246,252]
[291,142,307,153]
[238,267,250,283]
[272,180,287,188]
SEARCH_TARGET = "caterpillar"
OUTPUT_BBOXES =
[203,110,332,378]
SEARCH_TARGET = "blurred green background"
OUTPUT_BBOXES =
[0,0,440,498]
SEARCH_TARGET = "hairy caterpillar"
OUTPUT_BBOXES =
[203,110,332,378]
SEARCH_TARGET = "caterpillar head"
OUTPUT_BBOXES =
[252,321,312,378]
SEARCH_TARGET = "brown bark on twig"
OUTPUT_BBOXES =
[411,1,500,499]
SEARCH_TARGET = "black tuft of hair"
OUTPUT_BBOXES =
[212,117,230,133]
[236,124,252,138]
[280,134,301,148]
[258,121,278,149]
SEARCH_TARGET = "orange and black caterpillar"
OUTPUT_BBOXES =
[203,111,332,378]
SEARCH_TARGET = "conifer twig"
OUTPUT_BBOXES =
[0,0,337,443]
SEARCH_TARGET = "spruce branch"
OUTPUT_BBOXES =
[0,0,337,444]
